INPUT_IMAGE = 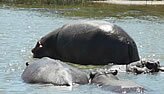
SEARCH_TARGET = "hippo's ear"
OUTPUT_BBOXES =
[110,70,118,76]
[89,72,97,80]
[26,62,29,66]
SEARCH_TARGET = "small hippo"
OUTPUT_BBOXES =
[22,57,89,86]
[108,59,163,74]
[127,60,160,74]
[90,71,144,93]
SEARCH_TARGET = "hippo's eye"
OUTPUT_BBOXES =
[39,44,43,48]
[38,41,43,48]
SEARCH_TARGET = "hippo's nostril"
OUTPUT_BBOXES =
[31,48,38,58]
[31,50,33,53]
[31,48,35,53]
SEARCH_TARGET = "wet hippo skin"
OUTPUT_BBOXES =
[32,21,139,65]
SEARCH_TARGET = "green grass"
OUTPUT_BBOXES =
[0,1,164,19]
[63,3,164,19]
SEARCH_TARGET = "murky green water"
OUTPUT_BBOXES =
[0,7,164,94]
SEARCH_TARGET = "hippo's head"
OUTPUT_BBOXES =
[32,40,51,58]
[142,60,160,72]
[89,69,118,81]
[31,38,55,59]
[31,30,60,59]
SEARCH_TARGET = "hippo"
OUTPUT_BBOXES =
[126,60,160,74]
[21,57,89,86]
[90,71,144,93]
[32,21,139,65]
[106,59,164,74]
[22,57,144,93]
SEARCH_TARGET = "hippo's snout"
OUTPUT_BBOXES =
[31,48,35,54]
[31,40,45,58]
[31,48,43,58]
[31,48,38,58]
[32,53,43,58]
[31,45,52,59]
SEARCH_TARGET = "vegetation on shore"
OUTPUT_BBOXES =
[0,0,99,5]
[0,0,164,19]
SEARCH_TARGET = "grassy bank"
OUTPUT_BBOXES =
[0,0,99,5]
[63,3,164,19]
[0,1,164,19]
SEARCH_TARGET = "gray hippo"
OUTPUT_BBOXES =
[32,21,139,65]
[126,60,161,74]
[106,59,164,74]
[22,57,144,93]
[21,57,89,86]
[90,71,144,93]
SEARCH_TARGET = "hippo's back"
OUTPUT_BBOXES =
[21,57,89,85]
[56,21,140,65]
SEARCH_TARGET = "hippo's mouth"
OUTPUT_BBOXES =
[32,49,52,59]
[32,54,43,58]
[31,47,46,58]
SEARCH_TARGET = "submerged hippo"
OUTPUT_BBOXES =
[32,21,139,65]
[126,60,161,74]
[22,57,89,86]
[107,59,163,74]
[90,71,144,93]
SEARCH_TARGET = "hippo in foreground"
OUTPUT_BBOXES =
[22,57,144,93]
[22,57,89,86]
[32,21,139,65]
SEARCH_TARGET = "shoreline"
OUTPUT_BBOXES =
[92,0,164,5]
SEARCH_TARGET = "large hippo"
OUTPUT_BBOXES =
[32,21,139,65]
[22,57,89,86]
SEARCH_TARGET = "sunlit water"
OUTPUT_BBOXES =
[0,7,164,94]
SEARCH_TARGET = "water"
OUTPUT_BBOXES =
[0,7,164,94]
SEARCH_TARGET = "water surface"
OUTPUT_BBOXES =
[0,7,164,94]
